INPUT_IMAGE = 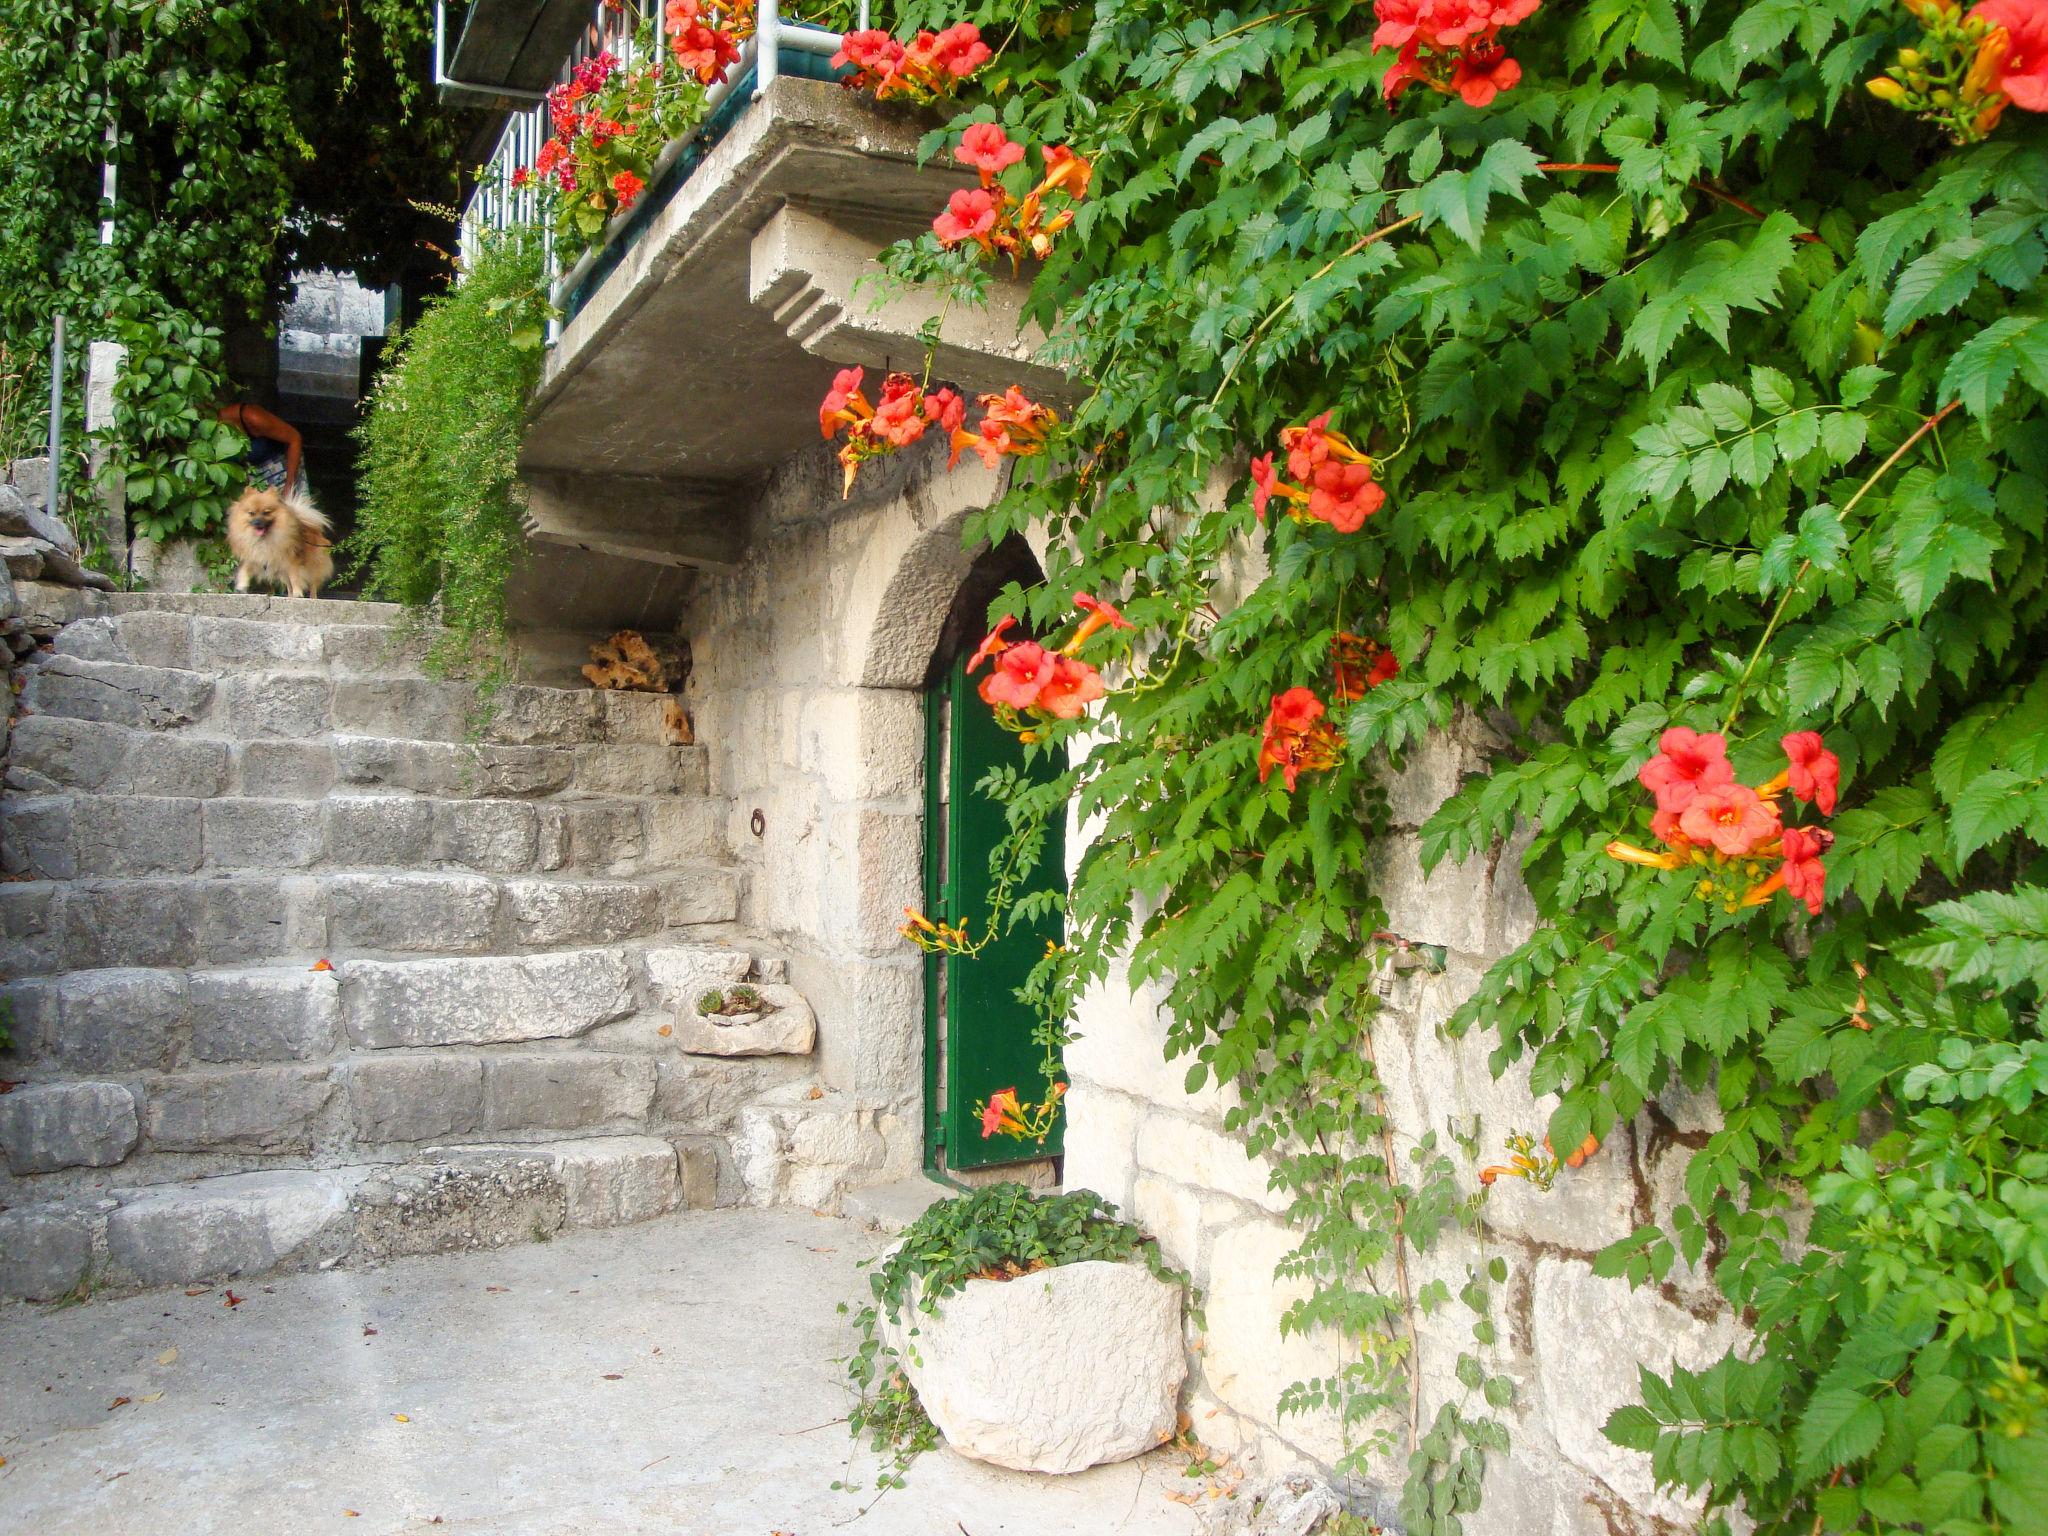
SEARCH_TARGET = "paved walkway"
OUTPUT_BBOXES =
[0,1209,1204,1536]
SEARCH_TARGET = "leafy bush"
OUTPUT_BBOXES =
[352,230,547,667]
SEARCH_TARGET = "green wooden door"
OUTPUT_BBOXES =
[923,651,1068,1172]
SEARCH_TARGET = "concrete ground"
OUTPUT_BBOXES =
[0,1208,1206,1536]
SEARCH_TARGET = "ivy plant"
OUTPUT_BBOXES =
[841,1,2048,1532]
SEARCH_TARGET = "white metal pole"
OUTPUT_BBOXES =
[757,0,778,96]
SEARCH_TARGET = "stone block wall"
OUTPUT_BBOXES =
[680,442,1008,1190]
[1061,717,1741,1533]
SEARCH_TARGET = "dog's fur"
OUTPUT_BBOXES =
[226,487,333,598]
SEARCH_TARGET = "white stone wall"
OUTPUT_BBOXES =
[1062,717,1742,1532]
[681,441,1013,1201]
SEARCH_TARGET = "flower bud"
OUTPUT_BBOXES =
[1867,75,1910,102]
[1897,47,1924,67]
[1931,87,1956,105]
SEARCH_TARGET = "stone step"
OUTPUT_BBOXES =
[108,591,409,626]
[6,715,708,800]
[0,1136,717,1301]
[3,791,722,881]
[1,942,770,1073]
[57,610,432,676]
[0,866,742,975]
[18,653,683,749]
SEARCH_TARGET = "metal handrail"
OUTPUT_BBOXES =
[453,2,851,337]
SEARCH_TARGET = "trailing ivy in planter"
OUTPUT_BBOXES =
[843,1183,1191,1485]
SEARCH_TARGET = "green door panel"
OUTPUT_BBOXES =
[924,651,1067,1172]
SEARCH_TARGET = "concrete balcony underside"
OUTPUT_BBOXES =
[513,78,1055,627]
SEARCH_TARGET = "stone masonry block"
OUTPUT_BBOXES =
[107,610,195,669]
[1532,1258,1743,1525]
[639,799,722,867]
[122,735,234,798]
[572,743,704,796]
[321,623,432,676]
[1134,1113,1290,1215]
[437,799,539,872]
[193,876,322,966]
[236,740,336,797]
[5,715,125,792]
[481,1053,657,1133]
[332,678,472,740]
[342,949,636,1048]
[202,798,327,870]
[188,969,341,1063]
[75,796,204,876]
[56,968,187,1072]
[594,689,673,745]
[549,1136,680,1226]
[486,685,601,746]
[0,1081,139,1173]
[143,1065,336,1154]
[0,882,65,975]
[344,1056,484,1143]
[219,673,331,739]
[190,615,323,668]
[61,881,197,970]
[536,801,644,874]
[466,744,578,799]
[105,1169,360,1288]
[22,656,212,729]
[1372,832,1492,958]
[0,1205,94,1300]
[800,688,923,802]
[504,879,661,946]
[323,873,499,952]
[664,867,742,927]
[3,795,76,878]
[642,945,753,1011]
[827,807,921,956]
[326,796,435,867]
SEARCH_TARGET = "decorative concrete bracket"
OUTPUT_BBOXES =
[748,206,1069,403]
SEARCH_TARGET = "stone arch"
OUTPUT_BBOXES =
[846,459,1003,691]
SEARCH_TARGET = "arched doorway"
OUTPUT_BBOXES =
[920,536,1067,1176]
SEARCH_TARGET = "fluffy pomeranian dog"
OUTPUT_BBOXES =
[226,487,333,598]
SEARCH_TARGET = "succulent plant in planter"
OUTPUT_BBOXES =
[844,1183,1191,1481]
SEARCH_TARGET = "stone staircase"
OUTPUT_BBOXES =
[0,594,824,1302]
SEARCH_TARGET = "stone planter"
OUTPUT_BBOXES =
[879,1256,1186,1474]
[674,983,816,1056]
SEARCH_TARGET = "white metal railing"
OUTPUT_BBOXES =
[447,1,856,336]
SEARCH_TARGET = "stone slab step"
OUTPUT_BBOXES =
[19,653,683,748]
[5,715,708,800]
[3,790,722,880]
[841,1174,954,1235]
[57,610,433,677]
[0,943,771,1075]
[0,1136,712,1300]
[109,591,409,626]
[0,866,742,975]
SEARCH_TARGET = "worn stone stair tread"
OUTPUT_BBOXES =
[0,1135,704,1300]
[841,1174,954,1235]
[3,789,722,880]
[109,592,410,625]
[5,717,706,800]
[0,866,745,975]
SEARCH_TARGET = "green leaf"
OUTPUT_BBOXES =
[1406,138,1542,250]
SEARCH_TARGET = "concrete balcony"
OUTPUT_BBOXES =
[510,75,1051,628]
